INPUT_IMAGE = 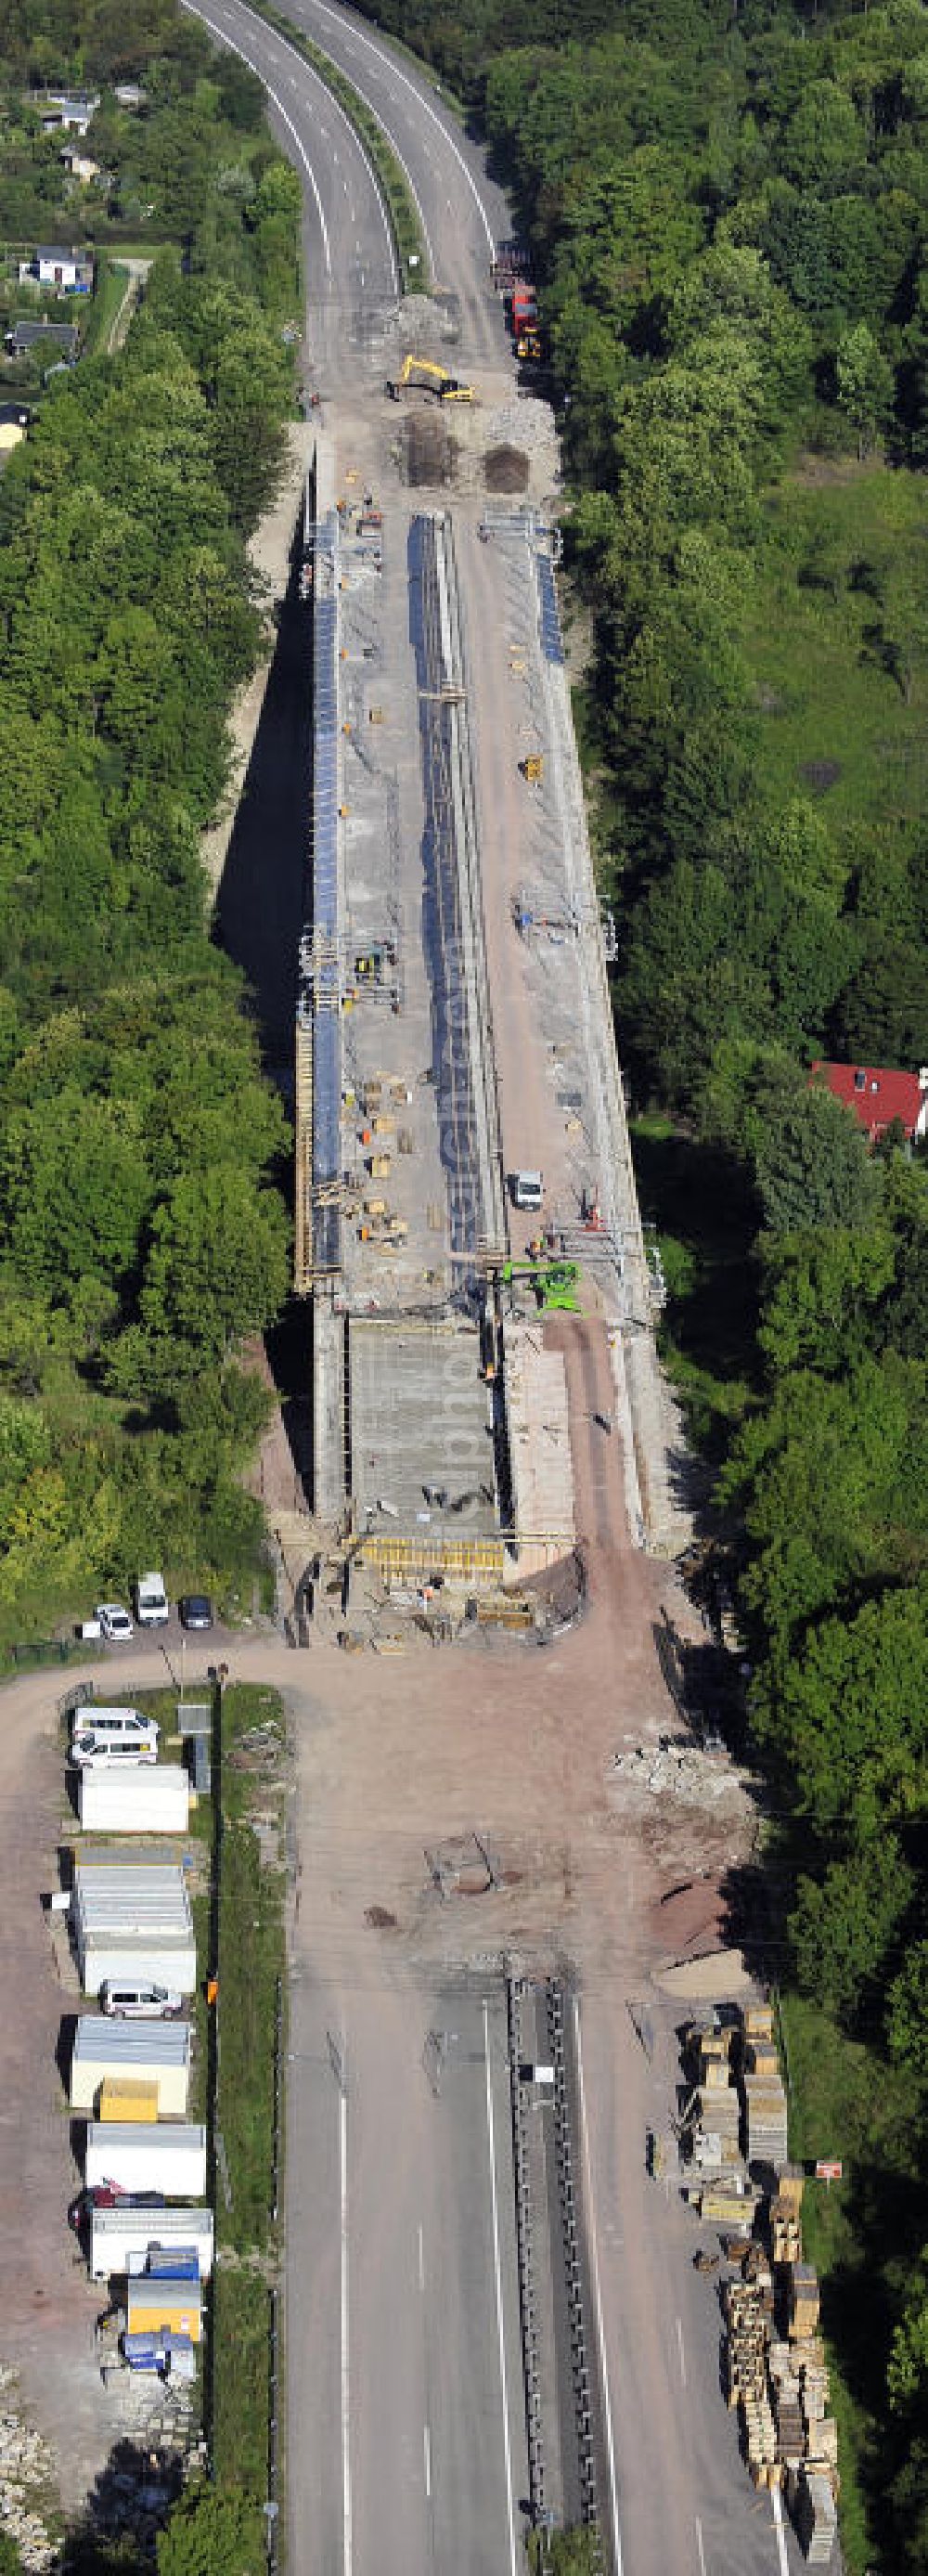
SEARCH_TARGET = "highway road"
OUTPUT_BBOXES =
[252,0,512,347]
[186,0,399,375]
[185,0,512,379]
[287,1968,528,2576]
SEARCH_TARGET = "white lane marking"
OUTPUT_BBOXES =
[423,2424,432,2497]
[483,1999,519,2576]
[340,2080,352,2576]
[772,2486,790,2576]
[677,2314,686,2386]
[696,2516,707,2576]
[418,2222,425,2292]
[296,0,496,252]
[574,1996,624,2576]
[337,2071,350,2576]
[184,3,332,276]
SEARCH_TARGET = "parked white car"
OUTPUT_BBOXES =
[95,1602,134,1642]
[100,1980,184,2019]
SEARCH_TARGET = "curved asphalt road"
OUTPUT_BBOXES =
[185,0,512,370]
[261,0,512,343]
[187,0,399,377]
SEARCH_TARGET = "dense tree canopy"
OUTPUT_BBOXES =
[0,0,299,1629]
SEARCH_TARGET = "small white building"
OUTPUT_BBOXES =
[70,2015,191,2116]
[85,2121,207,2198]
[77,1766,191,1834]
[33,244,92,291]
[73,1860,197,1997]
[37,92,98,135]
[89,2204,213,2282]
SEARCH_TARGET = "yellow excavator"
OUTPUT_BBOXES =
[385,354,476,403]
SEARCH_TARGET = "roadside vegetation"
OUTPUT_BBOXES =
[210,1684,286,2567]
[343,0,928,2562]
[0,0,301,1651]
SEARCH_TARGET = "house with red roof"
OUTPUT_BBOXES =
[811,1060,928,1146]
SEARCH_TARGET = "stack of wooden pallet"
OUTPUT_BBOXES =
[767,2348,806,2470]
[742,2000,775,2048]
[698,2181,760,2229]
[695,2073,741,2168]
[742,2066,789,2169]
[723,2275,767,2404]
[725,2276,779,2485]
[788,2261,821,2341]
[770,2164,805,2262]
[787,2465,838,2564]
[770,2196,803,2264]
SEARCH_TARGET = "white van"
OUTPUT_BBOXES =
[69,1707,159,1767]
[135,1573,169,1627]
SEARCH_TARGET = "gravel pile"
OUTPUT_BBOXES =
[0,2375,55,2572]
[484,395,558,457]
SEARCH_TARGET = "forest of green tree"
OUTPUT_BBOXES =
[0,0,301,1639]
[348,0,928,2562]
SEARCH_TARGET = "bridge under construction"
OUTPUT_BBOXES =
[292,425,671,1612]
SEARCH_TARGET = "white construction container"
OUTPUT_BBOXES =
[70,2016,191,2116]
[89,2205,213,2283]
[78,1768,190,1834]
[84,2122,207,2198]
[73,1863,197,1997]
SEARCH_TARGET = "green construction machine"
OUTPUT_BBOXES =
[502,1257,579,1312]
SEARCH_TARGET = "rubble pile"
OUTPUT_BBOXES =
[612,1739,738,1803]
[0,2376,56,2572]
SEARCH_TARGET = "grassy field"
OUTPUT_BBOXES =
[744,460,928,838]
[212,2267,273,2504]
[779,1988,925,2575]
[80,258,131,357]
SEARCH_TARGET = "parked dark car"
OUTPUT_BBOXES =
[178,1593,213,1631]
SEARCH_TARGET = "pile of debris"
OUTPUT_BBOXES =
[0,2374,56,2572]
[380,296,459,350]
[612,1737,738,1804]
[483,395,557,460]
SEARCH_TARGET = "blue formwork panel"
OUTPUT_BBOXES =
[311,513,342,1273]
[536,555,564,666]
